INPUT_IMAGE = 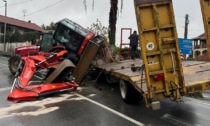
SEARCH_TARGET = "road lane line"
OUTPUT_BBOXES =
[184,97,210,109]
[75,93,145,126]
[193,111,210,122]
[203,94,209,98]
[161,113,200,126]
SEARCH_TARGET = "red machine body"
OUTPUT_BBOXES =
[7,18,103,102]
[15,45,40,56]
[8,50,78,102]
[15,45,65,57]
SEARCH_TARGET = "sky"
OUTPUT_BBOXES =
[0,0,205,46]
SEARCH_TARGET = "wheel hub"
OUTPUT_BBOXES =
[120,81,126,99]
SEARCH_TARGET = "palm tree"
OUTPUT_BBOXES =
[108,0,118,45]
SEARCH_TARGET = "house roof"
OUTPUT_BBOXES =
[192,33,206,40]
[0,15,43,32]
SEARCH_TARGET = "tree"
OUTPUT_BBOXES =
[41,22,56,30]
[108,0,118,45]
[83,0,123,46]
[41,24,46,29]
[10,30,23,42]
[87,19,108,36]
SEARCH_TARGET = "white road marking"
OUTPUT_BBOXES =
[161,113,201,126]
[203,94,209,98]
[193,111,210,122]
[184,97,210,109]
[75,93,145,126]
[87,94,96,97]
[0,57,143,124]
[202,92,210,98]
[0,92,144,126]
[183,98,210,121]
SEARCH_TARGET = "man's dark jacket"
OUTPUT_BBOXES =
[129,34,139,46]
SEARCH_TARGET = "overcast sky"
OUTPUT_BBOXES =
[0,0,204,46]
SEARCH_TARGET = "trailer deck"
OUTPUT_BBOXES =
[96,59,147,93]
[96,0,210,108]
[96,59,210,95]
[183,61,210,85]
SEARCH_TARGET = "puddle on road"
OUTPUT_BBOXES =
[0,93,85,119]
[8,106,42,114]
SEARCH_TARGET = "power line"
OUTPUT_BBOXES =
[175,15,185,18]
[0,0,33,8]
[176,15,203,23]
[189,16,203,23]
[177,25,184,28]
[9,0,33,6]
[19,0,64,18]
[188,27,204,32]
[176,15,203,26]
[177,25,203,32]
[189,30,204,33]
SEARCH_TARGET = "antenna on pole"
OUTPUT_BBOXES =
[23,9,27,21]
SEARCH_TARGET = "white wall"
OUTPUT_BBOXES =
[0,42,32,52]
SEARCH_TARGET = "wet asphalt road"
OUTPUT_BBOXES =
[0,56,210,126]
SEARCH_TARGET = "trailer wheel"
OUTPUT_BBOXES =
[120,79,142,103]
[8,54,21,75]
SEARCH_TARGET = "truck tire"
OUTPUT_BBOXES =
[8,54,21,75]
[119,79,143,103]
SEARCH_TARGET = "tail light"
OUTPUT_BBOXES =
[153,74,164,82]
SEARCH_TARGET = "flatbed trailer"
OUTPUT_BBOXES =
[96,59,210,107]
[95,0,210,109]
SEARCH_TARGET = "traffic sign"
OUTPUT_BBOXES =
[178,38,192,54]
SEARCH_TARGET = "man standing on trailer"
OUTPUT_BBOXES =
[129,30,139,60]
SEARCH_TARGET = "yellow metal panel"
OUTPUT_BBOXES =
[73,39,102,84]
[142,31,159,52]
[157,4,171,26]
[200,0,210,60]
[138,6,155,28]
[134,0,184,102]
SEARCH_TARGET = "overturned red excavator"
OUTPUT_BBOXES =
[7,18,104,102]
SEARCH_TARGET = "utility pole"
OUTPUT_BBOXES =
[3,0,7,52]
[184,14,189,39]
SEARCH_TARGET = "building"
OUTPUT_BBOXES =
[0,15,43,42]
[192,33,207,58]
